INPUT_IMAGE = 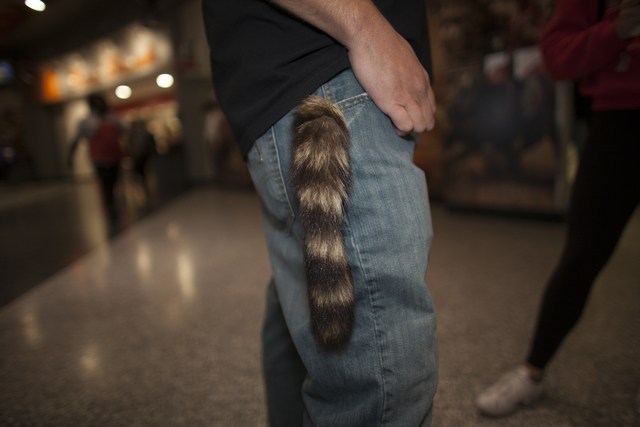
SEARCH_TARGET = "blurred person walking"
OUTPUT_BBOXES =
[128,119,156,204]
[476,0,640,417]
[68,94,126,222]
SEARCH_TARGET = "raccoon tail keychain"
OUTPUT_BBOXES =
[289,96,354,350]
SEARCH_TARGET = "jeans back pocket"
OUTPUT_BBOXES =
[246,127,295,233]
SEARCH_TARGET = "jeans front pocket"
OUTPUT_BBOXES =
[247,127,295,234]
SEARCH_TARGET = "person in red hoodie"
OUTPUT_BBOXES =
[476,0,640,417]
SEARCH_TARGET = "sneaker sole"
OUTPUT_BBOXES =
[477,389,544,417]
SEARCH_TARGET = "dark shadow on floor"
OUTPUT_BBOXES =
[0,155,190,309]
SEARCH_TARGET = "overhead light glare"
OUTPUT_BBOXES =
[115,85,132,99]
[25,0,46,12]
[156,73,174,88]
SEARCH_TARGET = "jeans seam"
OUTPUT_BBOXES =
[344,209,387,426]
[338,89,402,424]
[268,126,295,235]
[254,139,263,162]
[321,81,335,103]
[338,95,372,111]
[320,72,370,111]
[340,94,388,425]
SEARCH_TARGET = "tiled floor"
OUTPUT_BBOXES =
[0,155,185,309]
[0,177,150,309]
[427,204,640,427]
[0,182,638,426]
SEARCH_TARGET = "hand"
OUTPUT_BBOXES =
[348,25,436,136]
[617,0,640,39]
[268,0,436,135]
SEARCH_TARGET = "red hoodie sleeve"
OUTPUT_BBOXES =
[539,0,630,80]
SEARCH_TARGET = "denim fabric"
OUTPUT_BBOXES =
[247,69,438,427]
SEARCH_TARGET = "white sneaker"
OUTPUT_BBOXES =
[475,366,544,416]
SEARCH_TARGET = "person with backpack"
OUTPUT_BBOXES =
[68,94,126,222]
[475,0,640,417]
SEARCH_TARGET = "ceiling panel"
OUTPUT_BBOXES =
[0,0,179,61]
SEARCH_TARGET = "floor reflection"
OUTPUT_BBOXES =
[0,186,637,426]
[0,160,185,309]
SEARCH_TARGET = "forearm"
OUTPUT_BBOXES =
[268,0,391,51]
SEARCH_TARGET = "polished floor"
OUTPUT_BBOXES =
[0,179,638,426]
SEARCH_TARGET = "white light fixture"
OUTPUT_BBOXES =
[115,85,132,99]
[156,73,174,88]
[25,0,46,11]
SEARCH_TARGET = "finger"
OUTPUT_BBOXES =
[424,85,437,131]
[393,125,408,137]
[405,98,430,133]
[414,70,436,130]
[424,70,437,114]
[407,78,434,133]
[389,106,413,136]
[424,104,436,131]
[415,87,436,132]
[427,87,436,116]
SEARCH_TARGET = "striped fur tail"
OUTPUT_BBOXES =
[289,95,354,350]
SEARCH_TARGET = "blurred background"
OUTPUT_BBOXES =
[0,0,577,216]
[1,0,250,305]
[0,0,579,295]
[0,0,249,192]
[0,0,637,426]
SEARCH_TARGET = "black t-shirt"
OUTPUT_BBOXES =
[202,0,432,158]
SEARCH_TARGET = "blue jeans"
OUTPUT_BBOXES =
[247,69,438,426]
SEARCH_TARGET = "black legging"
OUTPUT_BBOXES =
[95,165,120,217]
[527,109,640,370]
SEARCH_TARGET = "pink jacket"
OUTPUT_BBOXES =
[539,0,640,110]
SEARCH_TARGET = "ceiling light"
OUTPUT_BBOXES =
[25,0,46,12]
[156,73,174,88]
[115,85,132,99]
